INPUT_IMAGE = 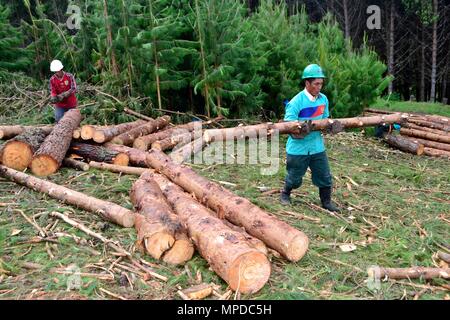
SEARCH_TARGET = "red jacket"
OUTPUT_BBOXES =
[49,72,78,108]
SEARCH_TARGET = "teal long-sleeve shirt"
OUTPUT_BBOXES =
[284,89,330,155]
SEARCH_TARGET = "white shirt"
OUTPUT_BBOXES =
[303,89,319,102]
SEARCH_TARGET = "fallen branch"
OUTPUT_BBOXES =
[88,161,147,175]
[368,266,450,280]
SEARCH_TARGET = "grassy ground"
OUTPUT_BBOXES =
[1,130,449,300]
[371,98,450,117]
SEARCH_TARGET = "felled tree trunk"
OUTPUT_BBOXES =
[152,131,201,151]
[89,161,147,176]
[80,125,112,140]
[403,137,450,152]
[111,116,171,146]
[70,142,129,166]
[151,172,271,293]
[169,136,209,164]
[0,165,135,227]
[131,171,193,264]
[31,109,82,176]
[0,125,53,140]
[400,128,450,144]
[104,143,148,167]
[1,128,49,170]
[407,118,450,132]
[368,266,450,280]
[403,122,450,136]
[63,158,90,171]
[423,147,450,158]
[145,149,309,262]
[93,120,147,143]
[384,134,424,155]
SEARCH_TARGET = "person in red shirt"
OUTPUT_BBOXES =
[49,59,78,122]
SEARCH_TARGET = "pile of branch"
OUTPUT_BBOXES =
[365,108,450,158]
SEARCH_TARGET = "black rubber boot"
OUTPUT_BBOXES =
[319,187,341,212]
[280,186,292,205]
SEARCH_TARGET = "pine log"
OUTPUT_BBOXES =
[81,125,112,140]
[368,266,450,280]
[0,125,53,140]
[0,165,135,227]
[403,122,450,136]
[145,149,309,262]
[170,136,209,164]
[152,131,202,151]
[123,107,154,121]
[93,120,147,143]
[88,161,148,175]
[400,128,450,144]
[1,128,49,170]
[63,158,90,171]
[104,144,148,167]
[31,109,82,176]
[131,171,193,264]
[400,137,450,152]
[407,118,450,132]
[70,142,129,166]
[111,116,171,146]
[384,134,424,155]
[423,147,450,158]
[364,108,398,115]
[151,172,271,293]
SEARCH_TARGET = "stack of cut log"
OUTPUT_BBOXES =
[0,110,413,294]
[365,108,450,158]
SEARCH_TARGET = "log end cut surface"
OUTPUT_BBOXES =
[228,251,271,294]
[162,236,195,265]
[113,153,130,166]
[286,232,309,262]
[2,142,33,171]
[93,131,106,143]
[30,154,59,176]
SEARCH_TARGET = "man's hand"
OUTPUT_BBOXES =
[50,95,60,103]
[59,90,71,99]
[326,120,344,135]
[290,120,312,139]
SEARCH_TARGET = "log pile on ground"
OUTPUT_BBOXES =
[364,108,450,159]
[2,110,428,294]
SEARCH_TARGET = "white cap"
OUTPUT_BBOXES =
[50,59,64,72]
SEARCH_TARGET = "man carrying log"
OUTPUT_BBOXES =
[280,64,342,212]
[49,59,78,122]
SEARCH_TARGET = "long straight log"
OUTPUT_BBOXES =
[400,128,450,144]
[93,120,147,143]
[31,109,82,176]
[368,266,450,280]
[0,125,53,140]
[81,125,112,140]
[145,149,309,262]
[131,171,194,264]
[403,122,450,136]
[0,165,135,227]
[384,134,424,155]
[70,142,129,166]
[104,143,148,167]
[407,118,450,132]
[89,161,147,175]
[423,147,450,158]
[111,116,171,146]
[402,137,450,152]
[1,128,49,170]
[152,131,202,151]
[151,172,271,293]
[169,136,209,164]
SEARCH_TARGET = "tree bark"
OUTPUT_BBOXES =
[111,116,171,146]
[1,128,49,170]
[31,109,82,176]
[169,136,209,164]
[131,171,193,264]
[0,165,135,227]
[89,161,148,175]
[402,137,450,152]
[429,0,438,102]
[368,266,449,280]
[93,120,147,143]
[407,119,450,132]
[402,122,450,136]
[145,149,309,262]
[400,128,450,144]
[104,143,148,167]
[152,131,202,152]
[70,142,129,166]
[0,125,53,140]
[387,0,395,95]
[384,134,424,155]
[423,147,450,158]
[151,172,271,293]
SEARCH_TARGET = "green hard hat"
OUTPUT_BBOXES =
[301,64,326,80]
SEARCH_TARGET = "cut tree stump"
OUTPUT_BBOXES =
[368,266,450,280]
[0,165,135,227]
[1,128,49,170]
[145,149,309,262]
[93,120,147,143]
[111,116,171,146]
[88,161,148,176]
[400,128,450,144]
[31,109,82,176]
[70,142,129,166]
[0,125,53,140]
[384,134,424,155]
[152,172,271,293]
[131,171,193,264]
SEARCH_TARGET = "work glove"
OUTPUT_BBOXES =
[50,95,61,103]
[60,90,71,99]
[290,120,312,139]
[326,120,344,135]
